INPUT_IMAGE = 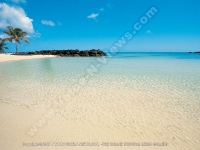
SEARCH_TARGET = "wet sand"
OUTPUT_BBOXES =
[0,85,200,150]
[0,54,200,150]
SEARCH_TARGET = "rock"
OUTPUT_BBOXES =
[90,50,98,54]
[28,52,34,55]
[73,54,80,57]
[13,49,107,57]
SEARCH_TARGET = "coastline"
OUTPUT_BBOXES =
[0,54,56,63]
[0,53,200,150]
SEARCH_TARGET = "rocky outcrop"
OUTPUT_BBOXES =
[188,51,200,55]
[13,49,107,57]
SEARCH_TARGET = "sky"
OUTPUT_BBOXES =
[0,0,200,52]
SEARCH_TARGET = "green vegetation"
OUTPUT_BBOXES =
[3,26,29,53]
[0,38,12,53]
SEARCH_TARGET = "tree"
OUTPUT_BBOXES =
[0,38,12,53]
[4,26,29,53]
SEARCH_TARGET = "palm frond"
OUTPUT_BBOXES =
[2,37,13,42]
[20,37,29,44]
[4,31,12,36]
[6,26,14,34]
[20,32,28,36]
[15,39,21,44]
[0,41,9,52]
[3,26,30,53]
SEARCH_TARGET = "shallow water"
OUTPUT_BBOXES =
[0,52,200,149]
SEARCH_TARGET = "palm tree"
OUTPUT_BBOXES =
[4,26,29,53]
[0,38,12,53]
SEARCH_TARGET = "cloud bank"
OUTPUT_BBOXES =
[0,3,34,33]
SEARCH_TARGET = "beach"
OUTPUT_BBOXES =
[0,53,200,150]
[0,54,55,63]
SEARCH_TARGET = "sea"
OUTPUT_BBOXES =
[0,52,200,148]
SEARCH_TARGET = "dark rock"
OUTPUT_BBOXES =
[89,53,96,57]
[73,54,80,57]
[13,49,107,57]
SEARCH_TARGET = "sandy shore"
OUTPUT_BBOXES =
[0,54,200,150]
[0,99,173,150]
[1,87,200,150]
[0,53,55,63]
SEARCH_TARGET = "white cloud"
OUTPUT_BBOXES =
[41,20,55,26]
[27,31,41,38]
[100,7,105,11]
[147,30,152,34]
[0,3,34,33]
[87,13,99,21]
[11,0,26,4]
[0,33,9,38]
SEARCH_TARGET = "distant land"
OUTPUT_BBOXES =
[13,49,107,57]
[189,51,200,54]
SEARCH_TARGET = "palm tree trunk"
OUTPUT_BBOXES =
[15,42,18,53]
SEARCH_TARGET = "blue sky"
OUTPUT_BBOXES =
[0,0,200,52]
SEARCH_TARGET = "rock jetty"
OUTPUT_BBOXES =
[13,49,107,57]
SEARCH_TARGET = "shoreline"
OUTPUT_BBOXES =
[0,54,56,63]
[0,53,200,150]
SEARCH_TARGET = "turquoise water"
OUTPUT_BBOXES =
[0,52,200,148]
[0,52,200,105]
[0,52,199,111]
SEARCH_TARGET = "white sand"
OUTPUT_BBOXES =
[0,85,200,150]
[0,53,55,63]
[0,54,200,150]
